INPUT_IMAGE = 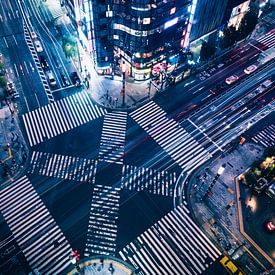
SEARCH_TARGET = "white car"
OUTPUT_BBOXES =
[34,40,43,53]
[225,75,239,85]
[244,64,257,74]
[31,32,37,39]
[46,71,56,86]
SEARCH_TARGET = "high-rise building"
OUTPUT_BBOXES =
[67,0,198,80]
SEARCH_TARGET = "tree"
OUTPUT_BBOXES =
[0,76,7,88]
[62,35,78,58]
[239,10,258,37]
[245,172,257,187]
[221,26,238,49]
[200,41,216,61]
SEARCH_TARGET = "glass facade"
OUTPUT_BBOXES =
[113,0,192,80]
[71,0,193,79]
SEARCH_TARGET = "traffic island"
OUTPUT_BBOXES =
[235,177,275,269]
[65,255,135,275]
[188,142,274,274]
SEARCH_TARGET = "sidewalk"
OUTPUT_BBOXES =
[43,1,159,111]
[0,102,27,186]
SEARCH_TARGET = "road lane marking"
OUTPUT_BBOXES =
[24,96,30,112]
[3,37,9,48]
[248,42,265,53]
[187,118,224,152]
[13,63,19,77]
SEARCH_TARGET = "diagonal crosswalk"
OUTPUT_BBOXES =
[252,124,275,148]
[121,164,177,197]
[257,31,275,48]
[98,111,128,164]
[119,204,221,275]
[0,176,71,274]
[28,151,97,183]
[22,91,107,147]
[85,185,121,257]
[130,101,211,173]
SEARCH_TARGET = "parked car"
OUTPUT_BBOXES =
[46,70,56,86]
[266,182,275,199]
[71,72,81,87]
[34,40,43,53]
[60,72,70,87]
[39,55,48,69]
[225,75,239,85]
[244,64,257,74]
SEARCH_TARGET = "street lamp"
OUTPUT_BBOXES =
[121,61,126,107]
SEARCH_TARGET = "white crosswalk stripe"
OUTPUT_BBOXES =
[130,101,211,173]
[252,124,275,148]
[257,31,275,48]
[121,164,177,197]
[119,204,221,275]
[28,151,98,183]
[23,22,54,103]
[0,176,71,274]
[22,91,107,147]
[85,185,120,257]
[98,112,127,164]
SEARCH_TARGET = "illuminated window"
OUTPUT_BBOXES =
[170,7,176,14]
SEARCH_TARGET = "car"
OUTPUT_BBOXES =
[60,72,70,87]
[217,63,224,68]
[225,75,239,85]
[266,183,275,198]
[71,72,81,87]
[7,81,15,92]
[262,79,272,88]
[39,56,48,69]
[46,71,56,86]
[12,92,20,99]
[34,40,43,53]
[244,64,257,74]
[265,220,275,232]
[31,32,37,39]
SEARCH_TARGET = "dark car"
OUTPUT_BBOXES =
[40,56,48,69]
[60,72,70,87]
[71,72,81,87]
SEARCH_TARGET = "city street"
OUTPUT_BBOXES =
[0,0,274,274]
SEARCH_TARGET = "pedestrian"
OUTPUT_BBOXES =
[106,90,109,100]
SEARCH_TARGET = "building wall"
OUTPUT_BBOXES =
[190,0,228,42]
[112,0,193,79]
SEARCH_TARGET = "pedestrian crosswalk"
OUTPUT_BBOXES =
[0,176,71,274]
[23,22,54,103]
[119,204,221,275]
[252,124,275,148]
[262,14,275,26]
[121,164,177,197]
[28,151,97,183]
[85,185,120,257]
[98,111,127,164]
[22,90,107,147]
[130,101,211,173]
[257,30,275,48]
